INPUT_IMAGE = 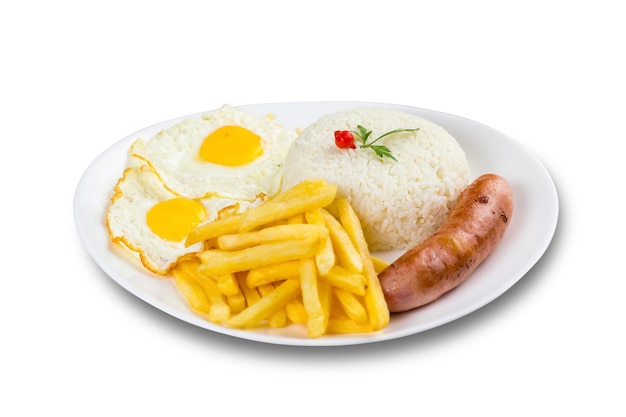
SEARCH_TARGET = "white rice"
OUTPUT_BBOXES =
[281,108,470,252]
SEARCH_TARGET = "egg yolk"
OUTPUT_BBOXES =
[198,125,263,166]
[146,197,208,241]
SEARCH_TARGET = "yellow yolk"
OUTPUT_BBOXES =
[146,197,208,241]
[198,125,263,166]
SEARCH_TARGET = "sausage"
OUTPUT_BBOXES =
[379,173,513,313]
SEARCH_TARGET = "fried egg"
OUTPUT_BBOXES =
[130,104,297,201]
[106,165,261,274]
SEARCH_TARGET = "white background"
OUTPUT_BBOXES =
[2,1,624,415]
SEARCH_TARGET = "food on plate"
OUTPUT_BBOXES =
[106,165,261,274]
[174,179,390,337]
[334,124,420,161]
[334,196,390,330]
[129,104,297,201]
[378,174,514,312]
[281,108,470,252]
[104,102,515,338]
[184,178,336,246]
[106,104,297,274]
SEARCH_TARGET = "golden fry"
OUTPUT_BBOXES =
[172,179,391,337]
[326,318,373,334]
[195,277,229,323]
[198,239,319,276]
[285,297,307,324]
[371,255,390,274]
[334,288,368,325]
[305,208,335,276]
[227,292,246,314]
[287,213,305,224]
[258,284,288,328]
[216,273,240,296]
[268,178,330,203]
[246,260,300,288]
[185,214,242,247]
[198,234,324,276]
[335,197,390,330]
[299,258,327,337]
[176,261,231,323]
[172,268,211,314]
[268,309,288,328]
[319,265,366,296]
[227,279,301,328]
[217,224,324,251]
[319,208,363,273]
[239,182,337,232]
[319,280,332,330]
[186,180,328,247]
[236,272,261,306]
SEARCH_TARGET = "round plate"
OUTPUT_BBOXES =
[74,101,559,346]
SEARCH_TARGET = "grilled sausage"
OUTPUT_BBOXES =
[379,173,513,312]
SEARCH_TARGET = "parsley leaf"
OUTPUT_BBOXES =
[354,125,371,145]
[370,145,398,161]
[350,125,419,161]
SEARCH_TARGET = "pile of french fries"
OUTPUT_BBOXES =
[171,178,390,337]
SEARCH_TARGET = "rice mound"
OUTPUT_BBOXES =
[281,108,470,252]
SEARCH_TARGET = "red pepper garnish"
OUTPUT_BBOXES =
[334,130,356,149]
[333,125,419,161]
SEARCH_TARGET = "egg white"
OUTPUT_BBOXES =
[106,165,261,274]
[130,104,297,201]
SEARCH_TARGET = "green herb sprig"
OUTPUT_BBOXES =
[352,125,419,162]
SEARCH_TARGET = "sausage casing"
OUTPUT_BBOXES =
[378,173,514,312]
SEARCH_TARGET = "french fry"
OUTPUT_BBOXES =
[268,178,330,203]
[195,277,230,323]
[285,297,307,324]
[220,270,245,313]
[246,260,300,288]
[319,265,366,296]
[305,208,335,275]
[185,214,242,247]
[227,279,301,328]
[216,224,324,251]
[335,197,390,330]
[326,318,373,334]
[319,208,363,273]
[287,213,305,224]
[198,232,325,276]
[185,179,326,246]
[268,309,288,328]
[176,260,231,323]
[319,280,332,331]
[299,258,326,337]
[236,272,261,306]
[172,268,211,314]
[258,284,288,328]
[371,255,390,274]
[227,292,247,314]
[238,182,337,232]
[215,273,240,296]
[334,288,368,325]
[173,179,391,338]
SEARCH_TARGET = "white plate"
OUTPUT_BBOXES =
[74,101,559,346]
